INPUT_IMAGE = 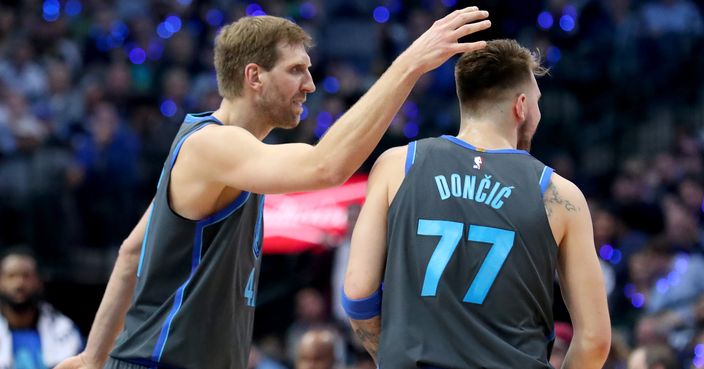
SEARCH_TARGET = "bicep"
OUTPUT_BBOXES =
[220,141,326,194]
[187,127,333,194]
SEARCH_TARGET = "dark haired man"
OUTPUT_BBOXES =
[343,39,611,369]
[0,249,82,369]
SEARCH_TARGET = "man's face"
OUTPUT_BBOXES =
[296,342,334,369]
[257,42,316,129]
[0,255,42,312]
[517,74,541,152]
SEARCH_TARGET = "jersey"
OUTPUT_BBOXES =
[377,136,558,369]
[110,112,265,369]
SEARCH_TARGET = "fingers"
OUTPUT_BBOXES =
[452,40,488,54]
[441,6,479,22]
[447,9,490,31]
[452,19,492,38]
[437,6,479,26]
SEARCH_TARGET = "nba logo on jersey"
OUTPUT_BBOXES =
[473,156,483,170]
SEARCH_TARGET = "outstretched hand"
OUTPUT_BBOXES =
[400,6,491,74]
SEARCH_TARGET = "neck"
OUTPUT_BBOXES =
[1,304,38,329]
[211,97,272,141]
[456,113,517,150]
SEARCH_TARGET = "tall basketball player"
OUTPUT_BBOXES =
[57,8,492,369]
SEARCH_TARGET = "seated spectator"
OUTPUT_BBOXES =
[627,344,678,369]
[296,329,340,369]
[0,247,82,369]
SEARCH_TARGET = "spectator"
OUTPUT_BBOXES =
[627,344,678,369]
[286,288,330,363]
[296,329,340,369]
[0,247,82,369]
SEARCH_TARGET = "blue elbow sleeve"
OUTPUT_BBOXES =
[341,285,382,320]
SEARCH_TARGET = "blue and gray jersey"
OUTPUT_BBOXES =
[110,112,265,369]
[378,136,558,369]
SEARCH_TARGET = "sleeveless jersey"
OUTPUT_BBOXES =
[110,112,265,369]
[378,136,558,369]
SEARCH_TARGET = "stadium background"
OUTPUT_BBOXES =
[1,0,704,367]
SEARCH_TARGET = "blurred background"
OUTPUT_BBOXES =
[0,0,703,368]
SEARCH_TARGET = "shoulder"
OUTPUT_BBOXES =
[369,145,409,178]
[368,145,412,202]
[375,145,407,165]
[182,124,260,158]
[543,173,589,223]
[186,124,252,145]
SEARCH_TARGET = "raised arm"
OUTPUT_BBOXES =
[546,175,611,369]
[187,8,491,194]
[56,204,151,369]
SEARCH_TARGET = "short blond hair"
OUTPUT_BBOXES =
[455,39,547,110]
[214,16,313,99]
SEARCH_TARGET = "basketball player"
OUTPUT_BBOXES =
[56,9,492,369]
[342,40,611,369]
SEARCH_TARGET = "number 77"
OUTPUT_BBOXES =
[418,219,515,304]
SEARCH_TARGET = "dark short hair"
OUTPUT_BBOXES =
[0,245,37,272]
[455,39,547,111]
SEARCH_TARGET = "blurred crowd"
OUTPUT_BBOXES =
[1,0,704,368]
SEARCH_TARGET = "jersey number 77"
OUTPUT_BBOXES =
[417,219,515,304]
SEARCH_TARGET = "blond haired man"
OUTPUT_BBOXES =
[57,9,491,369]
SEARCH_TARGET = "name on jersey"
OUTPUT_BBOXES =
[434,173,514,209]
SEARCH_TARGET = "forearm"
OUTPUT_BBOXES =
[83,205,150,366]
[83,248,139,364]
[560,336,610,369]
[311,55,422,184]
[350,317,382,363]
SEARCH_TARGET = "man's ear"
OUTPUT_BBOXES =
[244,63,263,92]
[513,93,527,123]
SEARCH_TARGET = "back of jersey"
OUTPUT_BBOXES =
[378,136,558,369]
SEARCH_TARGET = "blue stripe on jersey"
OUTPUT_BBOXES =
[184,112,224,125]
[168,124,211,170]
[405,141,417,175]
[441,135,530,155]
[156,167,166,189]
[151,191,252,363]
[137,202,155,278]
[252,195,265,258]
[140,121,219,278]
[200,191,251,224]
[539,166,554,197]
[138,168,167,278]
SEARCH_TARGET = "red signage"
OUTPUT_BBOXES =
[262,175,367,253]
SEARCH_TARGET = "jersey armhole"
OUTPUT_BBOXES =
[539,166,554,197]
[168,121,218,170]
[404,141,417,175]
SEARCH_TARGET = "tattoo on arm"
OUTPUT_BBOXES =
[543,181,580,217]
[351,318,381,362]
